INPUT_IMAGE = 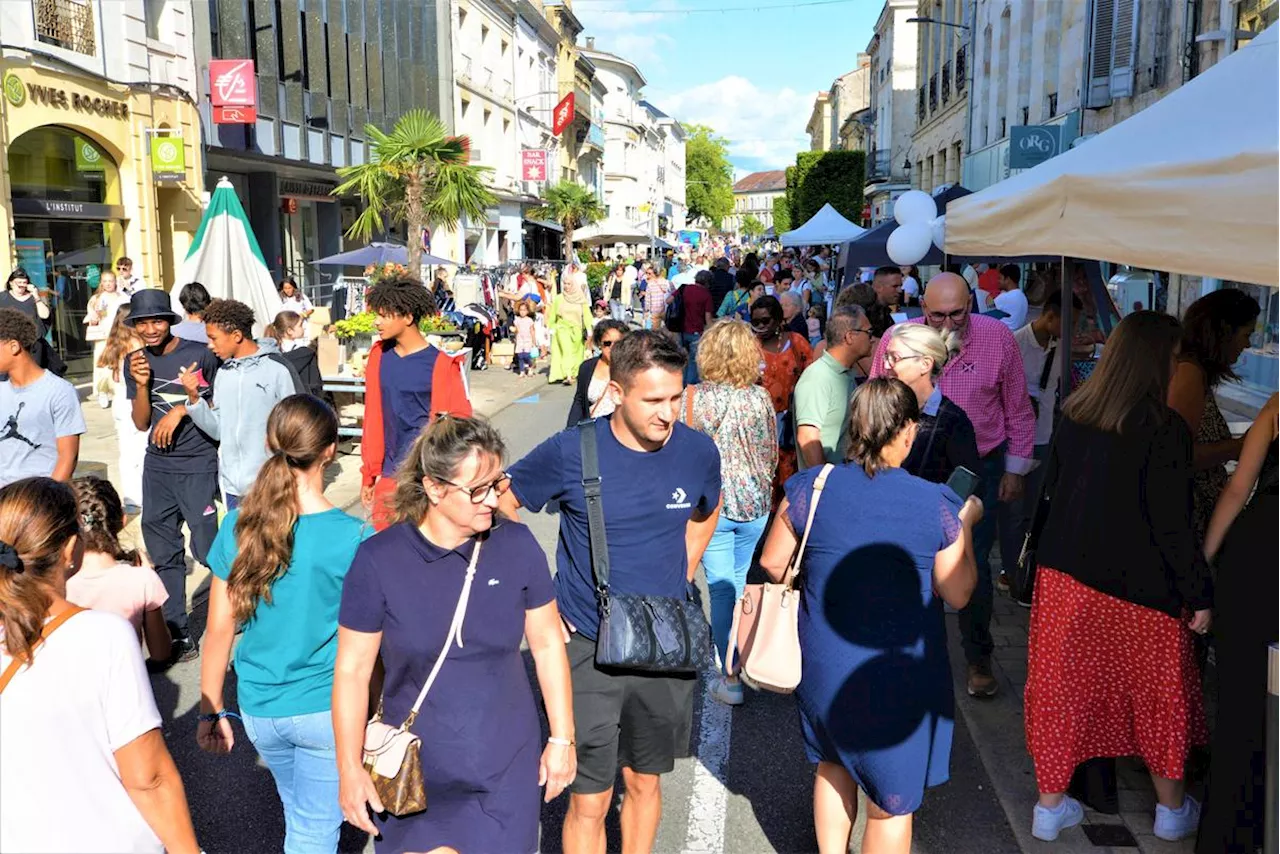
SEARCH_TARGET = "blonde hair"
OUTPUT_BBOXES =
[888,323,960,379]
[696,319,762,388]
[392,415,506,525]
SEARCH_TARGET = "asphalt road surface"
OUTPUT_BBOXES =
[158,380,1021,853]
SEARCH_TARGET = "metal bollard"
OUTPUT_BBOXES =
[1266,642,1278,854]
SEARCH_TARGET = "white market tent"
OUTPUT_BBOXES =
[572,218,651,246]
[945,25,1279,287]
[779,203,866,247]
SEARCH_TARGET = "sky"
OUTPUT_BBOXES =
[573,0,882,179]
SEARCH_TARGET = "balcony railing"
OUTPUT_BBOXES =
[36,0,95,55]
[941,61,952,104]
[928,74,938,113]
[917,86,926,123]
[865,149,893,183]
[955,46,966,92]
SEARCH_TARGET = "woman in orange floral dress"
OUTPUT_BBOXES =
[750,295,813,507]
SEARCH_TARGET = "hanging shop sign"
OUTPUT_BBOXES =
[210,59,257,124]
[552,92,575,135]
[1009,125,1061,170]
[150,136,185,182]
[279,179,337,200]
[520,149,548,181]
[2,72,129,118]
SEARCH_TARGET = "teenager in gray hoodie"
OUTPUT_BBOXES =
[181,299,304,507]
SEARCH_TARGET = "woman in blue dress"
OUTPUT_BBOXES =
[333,416,576,853]
[760,377,983,854]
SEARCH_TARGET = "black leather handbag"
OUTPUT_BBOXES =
[578,421,713,673]
[1012,438,1059,605]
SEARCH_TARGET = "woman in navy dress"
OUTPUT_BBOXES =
[760,378,983,854]
[333,416,576,853]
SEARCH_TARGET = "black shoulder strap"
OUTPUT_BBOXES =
[577,421,610,593]
[1038,343,1057,392]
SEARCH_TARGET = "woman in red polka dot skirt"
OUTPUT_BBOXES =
[1023,312,1212,844]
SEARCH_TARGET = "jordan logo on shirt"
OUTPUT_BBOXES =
[0,402,40,450]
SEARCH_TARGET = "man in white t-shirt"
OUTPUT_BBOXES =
[1008,288,1081,603]
[994,264,1030,330]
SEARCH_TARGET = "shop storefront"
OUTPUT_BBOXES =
[1,60,204,377]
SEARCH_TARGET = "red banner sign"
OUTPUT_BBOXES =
[552,92,575,136]
[521,149,548,181]
[210,59,257,124]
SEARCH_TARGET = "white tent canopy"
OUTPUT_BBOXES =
[780,203,866,246]
[945,25,1279,287]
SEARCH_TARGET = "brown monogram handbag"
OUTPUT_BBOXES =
[362,539,481,816]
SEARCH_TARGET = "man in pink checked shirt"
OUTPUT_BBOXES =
[871,272,1036,699]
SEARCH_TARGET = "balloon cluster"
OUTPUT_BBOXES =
[886,190,946,266]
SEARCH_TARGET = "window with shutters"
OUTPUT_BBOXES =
[1086,0,1140,108]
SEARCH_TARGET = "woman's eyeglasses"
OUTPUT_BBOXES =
[438,473,512,504]
[884,351,924,368]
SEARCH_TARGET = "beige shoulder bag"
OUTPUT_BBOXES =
[362,539,481,817]
[725,464,833,694]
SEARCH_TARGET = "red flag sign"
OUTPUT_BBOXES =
[552,93,575,136]
[521,149,549,182]
[210,59,257,124]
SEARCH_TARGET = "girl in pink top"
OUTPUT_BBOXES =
[65,477,171,660]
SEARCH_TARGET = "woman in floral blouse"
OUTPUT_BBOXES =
[752,295,813,508]
[684,319,779,707]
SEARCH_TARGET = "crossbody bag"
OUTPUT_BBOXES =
[362,538,482,816]
[578,421,713,673]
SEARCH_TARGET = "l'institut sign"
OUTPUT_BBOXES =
[3,73,129,119]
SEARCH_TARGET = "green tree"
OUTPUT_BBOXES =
[528,181,606,262]
[684,124,734,227]
[793,150,866,224]
[785,165,798,227]
[334,110,495,273]
[771,196,791,234]
[741,214,765,240]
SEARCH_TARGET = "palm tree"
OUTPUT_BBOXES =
[529,181,605,264]
[334,110,495,273]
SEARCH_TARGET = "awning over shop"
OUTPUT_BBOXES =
[945,24,1279,287]
[524,219,564,233]
[572,218,651,245]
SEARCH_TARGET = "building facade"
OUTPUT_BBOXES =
[542,0,602,189]
[642,102,686,240]
[580,46,647,228]
[193,0,454,288]
[863,0,920,224]
[910,0,968,193]
[1,0,205,374]
[725,170,786,237]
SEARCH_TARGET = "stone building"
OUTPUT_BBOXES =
[725,169,787,237]
[863,0,920,225]
[806,58,872,152]
[910,0,968,193]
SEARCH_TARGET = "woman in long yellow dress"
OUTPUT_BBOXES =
[546,270,594,384]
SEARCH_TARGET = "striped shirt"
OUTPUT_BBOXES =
[871,314,1036,474]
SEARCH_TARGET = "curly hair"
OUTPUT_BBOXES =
[0,308,39,351]
[366,276,438,324]
[203,299,256,338]
[696,319,761,388]
[72,477,139,565]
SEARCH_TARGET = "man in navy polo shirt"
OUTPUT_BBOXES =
[503,330,722,854]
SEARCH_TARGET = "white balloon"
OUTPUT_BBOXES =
[930,215,947,251]
[893,190,936,227]
[886,222,934,266]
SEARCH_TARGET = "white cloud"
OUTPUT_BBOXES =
[651,76,812,171]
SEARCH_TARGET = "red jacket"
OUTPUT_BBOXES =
[360,339,473,487]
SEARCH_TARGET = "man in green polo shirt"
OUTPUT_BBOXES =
[794,305,874,468]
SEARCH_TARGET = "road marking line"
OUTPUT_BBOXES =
[684,674,731,853]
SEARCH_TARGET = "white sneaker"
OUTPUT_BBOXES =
[710,676,744,706]
[1031,796,1084,841]
[1153,795,1200,841]
[98,393,111,409]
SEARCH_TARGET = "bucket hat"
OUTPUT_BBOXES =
[123,289,181,326]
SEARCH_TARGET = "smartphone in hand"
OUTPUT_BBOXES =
[945,466,981,501]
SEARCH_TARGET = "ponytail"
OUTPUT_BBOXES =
[227,395,337,624]
[0,478,79,662]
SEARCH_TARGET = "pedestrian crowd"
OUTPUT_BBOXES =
[0,250,1272,854]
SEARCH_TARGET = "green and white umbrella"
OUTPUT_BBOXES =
[177,176,282,332]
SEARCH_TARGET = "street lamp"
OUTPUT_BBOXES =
[906,16,970,30]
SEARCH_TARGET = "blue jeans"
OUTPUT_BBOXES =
[241,711,343,854]
[609,299,627,321]
[959,444,1021,665]
[681,332,702,385]
[702,513,769,668]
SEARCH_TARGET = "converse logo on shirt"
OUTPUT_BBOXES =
[666,487,691,510]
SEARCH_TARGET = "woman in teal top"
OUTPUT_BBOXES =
[197,394,371,853]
